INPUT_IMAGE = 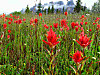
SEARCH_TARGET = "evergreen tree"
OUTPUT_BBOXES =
[63,7,64,14]
[25,5,30,13]
[37,3,42,14]
[74,0,82,13]
[48,6,51,14]
[56,9,59,14]
[51,5,54,13]
[44,9,46,15]
[92,0,100,13]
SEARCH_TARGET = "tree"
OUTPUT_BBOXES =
[63,7,64,14]
[37,3,42,14]
[48,6,51,14]
[74,0,82,13]
[51,5,54,13]
[92,0,100,13]
[44,9,46,14]
[56,9,59,14]
[25,5,30,13]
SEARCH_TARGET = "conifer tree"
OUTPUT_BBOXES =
[92,0,100,13]
[74,0,82,13]
[48,6,51,14]
[63,7,64,14]
[51,5,54,13]
[37,3,42,14]
[25,5,30,13]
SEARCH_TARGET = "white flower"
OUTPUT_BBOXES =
[73,39,76,41]
[92,57,96,60]
[97,52,100,55]
[86,14,90,16]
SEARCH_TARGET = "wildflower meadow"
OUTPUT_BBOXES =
[0,12,100,75]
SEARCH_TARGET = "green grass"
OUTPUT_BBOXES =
[0,13,100,75]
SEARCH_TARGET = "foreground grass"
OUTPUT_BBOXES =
[0,13,100,75]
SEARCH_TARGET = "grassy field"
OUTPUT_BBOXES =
[0,13,100,75]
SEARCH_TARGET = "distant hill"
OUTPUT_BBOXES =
[21,0,75,14]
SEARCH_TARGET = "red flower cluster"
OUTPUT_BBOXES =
[0,13,5,18]
[44,24,48,29]
[8,21,11,25]
[61,19,67,27]
[34,18,38,24]
[53,23,58,28]
[42,29,60,48]
[18,19,22,24]
[7,35,10,39]
[89,29,92,32]
[97,24,100,30]
[76,32,92,48]
[3,24,7,29]
[8,30,11,33]
[23,19,26,21]
[30,18,34,25]
[75,26,79,32]
[70,50,84,63]
[71,22,76,29]
[64,12,67,16]
[39,13,42,17]
[85,22,88,25]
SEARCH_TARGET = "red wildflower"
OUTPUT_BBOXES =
[4,19,7,22]
[14,15,17,19]
[8,30,11,33]
[60,28,63,31]
[3,13,5,18]
[89,29,92,32]
[64,12,67,16]
[85,22,87,25]
[34,18,38,24]
[7,35,10,39]
[80,22,83,26]
[30,18,34,25]
[23,19,26,21]
[44,24,48,29]
[8,21,11,24]
[39,13,42,17]
[75,22,79,26]
[17,16,19,18]
[5,17,8,19]
[64,25,69,31]
[75,26,78,32]
[1,34,3,39]
[18,19,22,24]
[93,23,95,25]
[50,25,52,28]
[42,29,60,48]
[70,50,83,63]
[81,27,84,31]
[53,23,58,28]
[3,24,7,29]
[81,15,84,19]
[10,14,13,17]
[76,33,92,48]
[71,22,75,29]
[82,15,84,18]
[9,18,13,22]
[14,20,18,24]
[95,17,99,22]
[97,24,100,30]
[61,19,67,27]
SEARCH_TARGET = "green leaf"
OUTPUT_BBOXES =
[41,66,48,75]
[70,65,79,75]
[81,57,89,71]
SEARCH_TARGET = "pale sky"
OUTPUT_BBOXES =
[0,0,98,14]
